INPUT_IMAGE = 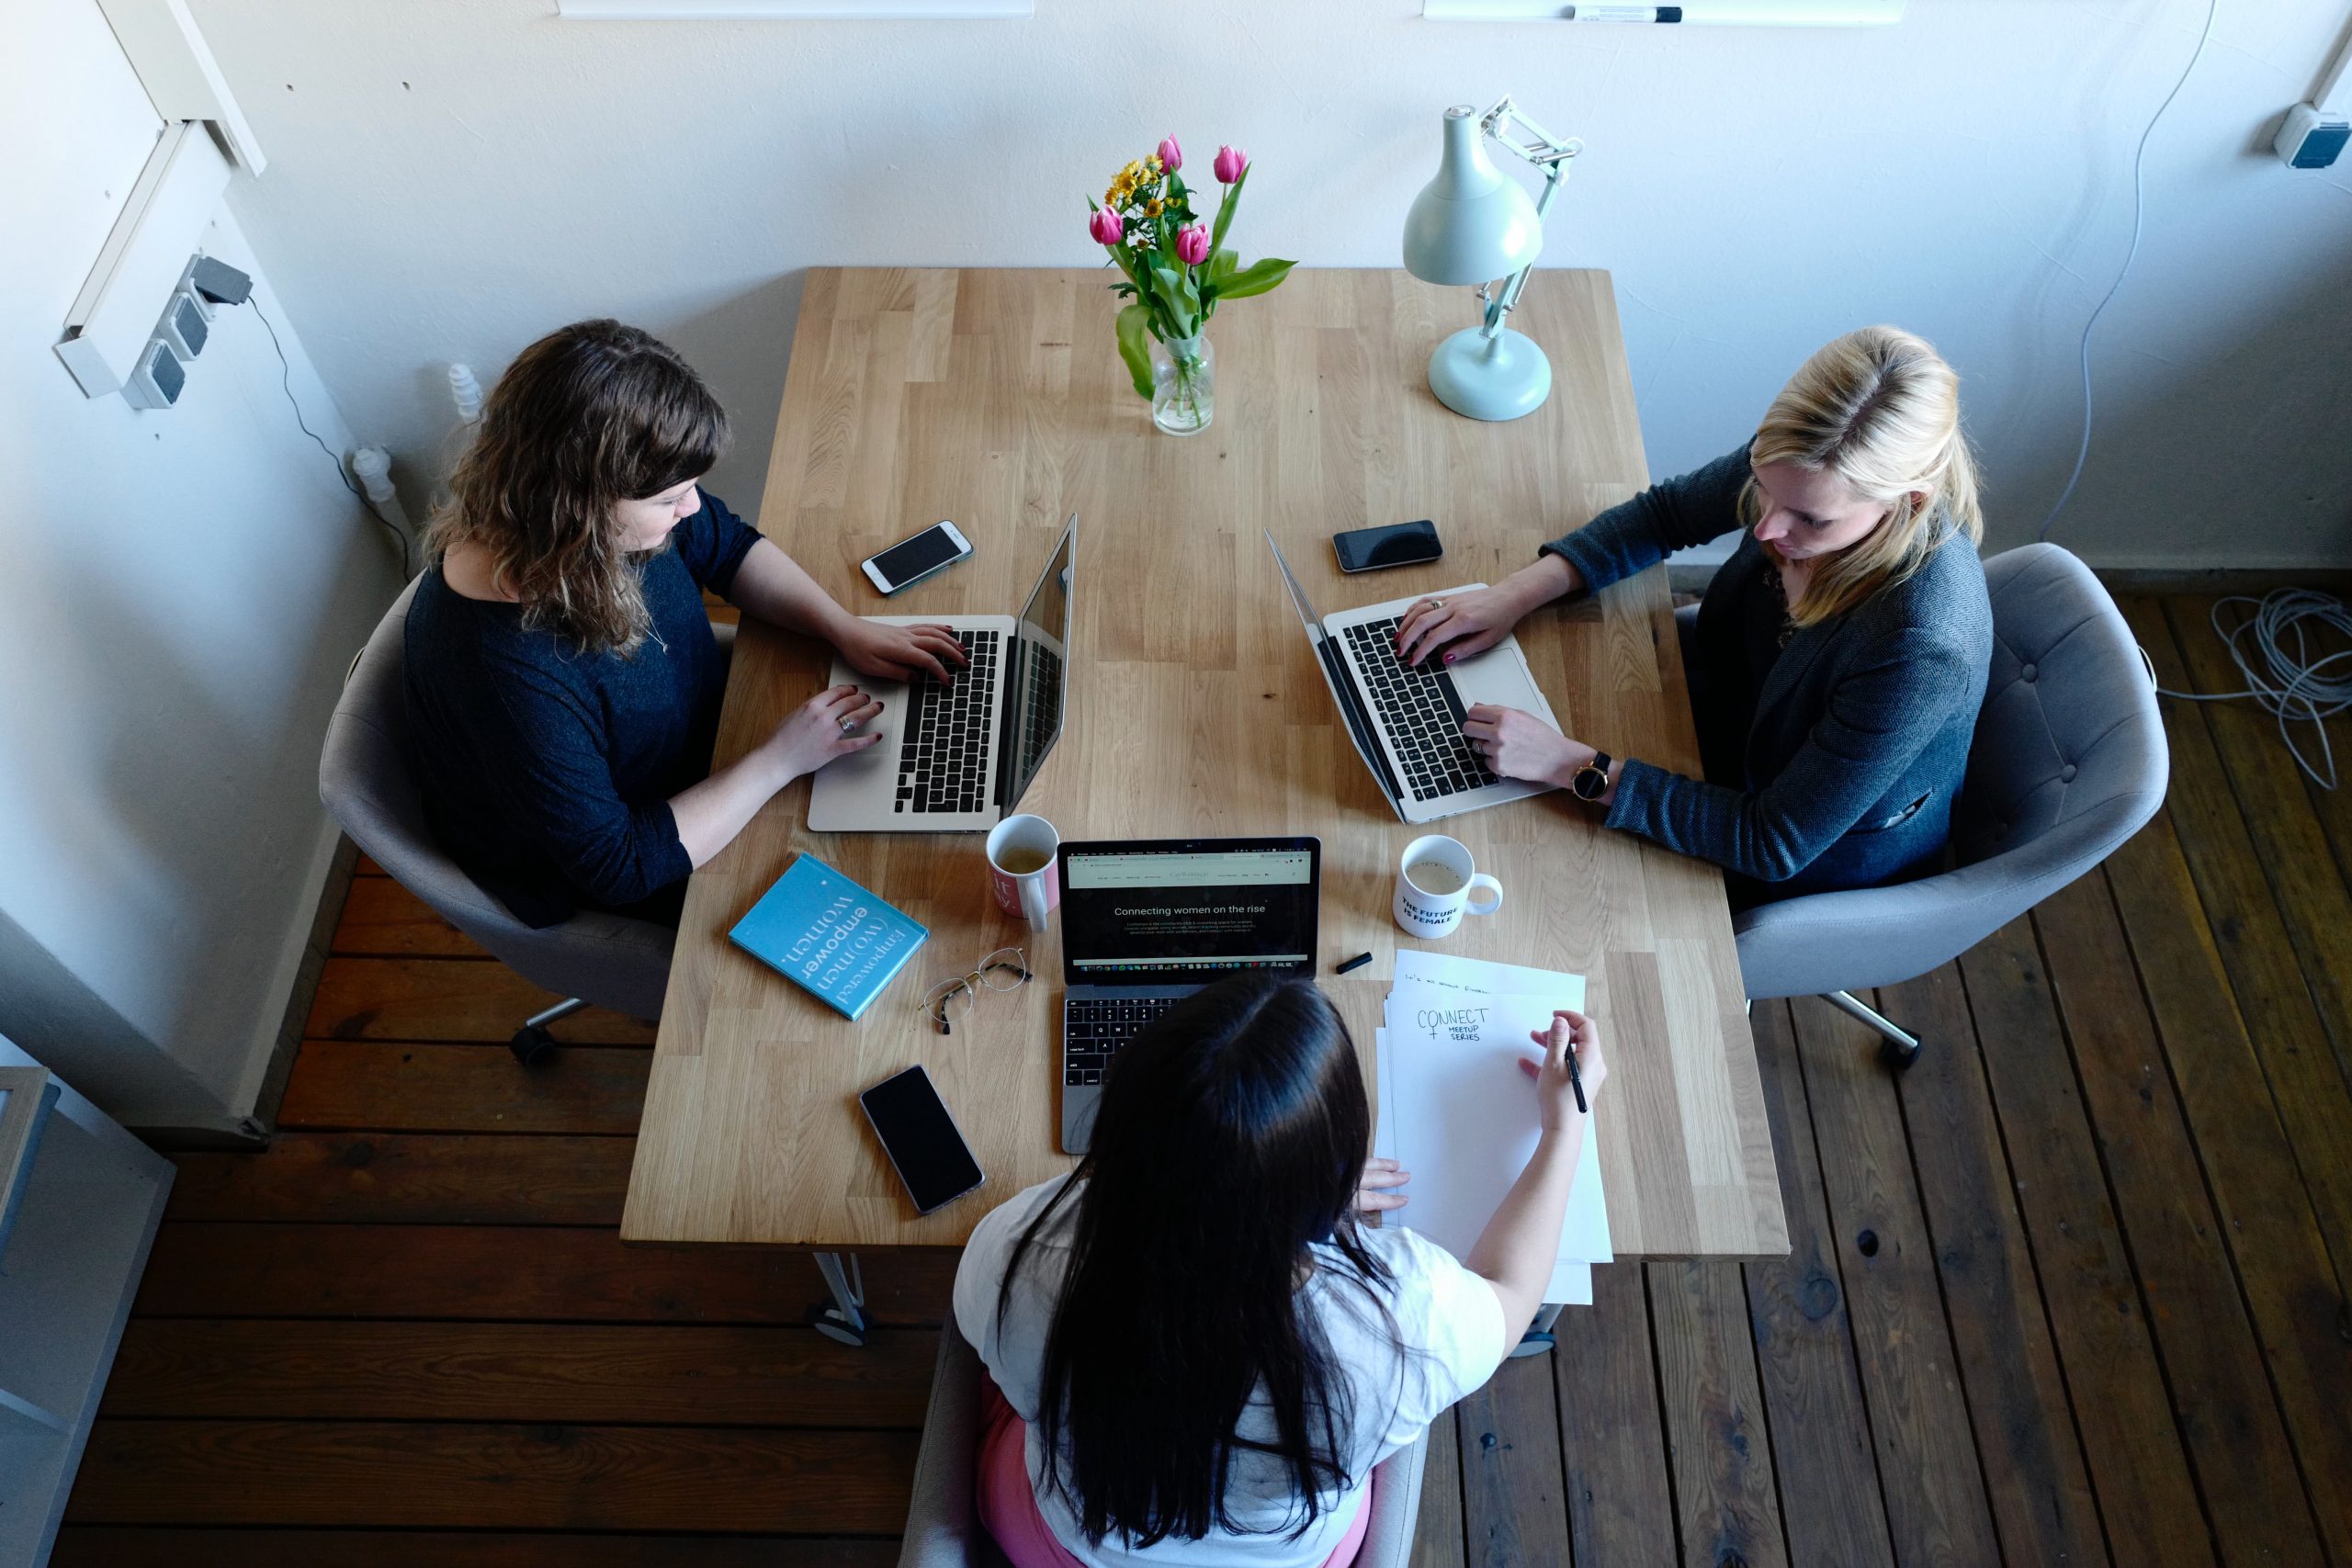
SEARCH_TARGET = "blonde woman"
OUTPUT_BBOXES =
[407,320,967,929]
[1396,326,1992,903]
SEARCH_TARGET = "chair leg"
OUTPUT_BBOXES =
[510,998,587,1066]
[1822,989,1921,1072]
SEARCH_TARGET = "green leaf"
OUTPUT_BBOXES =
[1213,256,1295,301]
[1210,247,1238,282]
[1210,163,1249,254]
[1115,303,1154,399]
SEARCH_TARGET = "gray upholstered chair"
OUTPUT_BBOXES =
[896,1319,1429,1568]
[318,579,707,1063]
[1722,542,2167,1067]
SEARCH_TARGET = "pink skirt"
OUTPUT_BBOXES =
[977,1378,1373,1568]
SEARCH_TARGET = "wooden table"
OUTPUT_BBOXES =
[623,268,1788,1288]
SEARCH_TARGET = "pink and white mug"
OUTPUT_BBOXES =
[986,814,1060,932]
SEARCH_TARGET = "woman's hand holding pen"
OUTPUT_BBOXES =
[1520,1010,1604,1128]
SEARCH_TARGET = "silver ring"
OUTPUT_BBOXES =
[838,716,858,735]
[1430,597,1448,611]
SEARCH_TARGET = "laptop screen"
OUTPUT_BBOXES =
[994,518,1077,811]
[1058,837,1319,986]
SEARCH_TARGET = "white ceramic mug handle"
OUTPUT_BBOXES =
[1465,874,1503,917]
[1020,874,1050,934]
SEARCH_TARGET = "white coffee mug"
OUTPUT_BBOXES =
[986,814,1060,933]
[1393,834,1503,940]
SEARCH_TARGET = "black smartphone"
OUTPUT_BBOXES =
[858,1065,986,1215]
[1334,519,1442,573]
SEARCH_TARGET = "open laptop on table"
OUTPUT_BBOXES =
[808,515,1076,832]
[1055,836,1320,1155]
[1265,533,1564,824]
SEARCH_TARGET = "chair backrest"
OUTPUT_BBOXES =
[317,581,680,1020]
[318,579,540,948]
[1732,543,2168,1000]
[1953,543,2166,875]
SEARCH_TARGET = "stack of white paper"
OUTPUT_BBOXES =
[1373,950,1611,1307]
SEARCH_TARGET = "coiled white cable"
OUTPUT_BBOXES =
[2157,589,2352,789]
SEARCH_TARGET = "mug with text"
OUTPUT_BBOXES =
[987,814,1061,933]
[1392,834,1503,940]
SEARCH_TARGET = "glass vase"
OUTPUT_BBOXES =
[1151,333,1215,436]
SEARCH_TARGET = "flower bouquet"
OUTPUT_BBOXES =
[1087,137,1295,434]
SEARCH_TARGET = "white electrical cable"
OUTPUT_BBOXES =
[2157,590,2352,789]
[2040,0,2221,541]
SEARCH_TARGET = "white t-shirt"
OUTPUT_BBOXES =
[953,1177,1510,1568]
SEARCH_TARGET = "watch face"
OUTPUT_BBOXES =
[1573,767,1603,801]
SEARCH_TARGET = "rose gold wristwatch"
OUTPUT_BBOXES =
[1570,750,1612,803]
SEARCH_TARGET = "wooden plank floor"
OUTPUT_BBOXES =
[60,593,2352,1566]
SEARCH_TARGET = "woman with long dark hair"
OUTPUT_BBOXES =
[405,319,967,928]
[953,973,1605,1566]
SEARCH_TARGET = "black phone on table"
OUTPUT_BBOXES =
[1333,519,1442,573]
[858,1065,986,1214]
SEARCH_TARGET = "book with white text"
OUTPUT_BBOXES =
[730,854,929,1021]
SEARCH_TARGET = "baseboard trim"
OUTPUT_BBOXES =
[242,833,358,1137]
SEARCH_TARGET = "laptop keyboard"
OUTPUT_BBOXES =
[896,629,999,815]
[1064,995,1182,1085]
[1342,617,1500,801]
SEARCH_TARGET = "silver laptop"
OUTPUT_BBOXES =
[1266,533,1562,824]
[808,517,1075,833]
[1054,836,1321,1155]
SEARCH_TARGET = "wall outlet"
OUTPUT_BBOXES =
[122,338,187,411]
[157,289,209,360]
[2275,102,2349,168]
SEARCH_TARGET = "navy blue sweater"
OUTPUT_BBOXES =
[404,493,763,928]
[1544,447,1992,897]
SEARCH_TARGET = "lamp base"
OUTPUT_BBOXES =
[1428,326,1552,422]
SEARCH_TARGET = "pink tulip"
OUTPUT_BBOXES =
[1158,135,1183,174]
[1089,208,1125,247]
[1175,222,1211,267]
[1214,144,1248,184]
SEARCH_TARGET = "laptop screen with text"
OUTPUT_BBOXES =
[1059,840,1319,986]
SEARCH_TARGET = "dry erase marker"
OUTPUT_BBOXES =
[1566,5,1684,18]
[1336,952,1374,976]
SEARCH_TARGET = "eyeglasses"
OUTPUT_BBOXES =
[922,948,1032,1035]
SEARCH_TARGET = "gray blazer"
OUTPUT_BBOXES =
[1544,446,1992,896]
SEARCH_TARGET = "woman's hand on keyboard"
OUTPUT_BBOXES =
[1396,555,1583,668]
[769,684,886,780]
[1396,583,1522,668]
[1463,703,1591,792]
[835,619,969,685]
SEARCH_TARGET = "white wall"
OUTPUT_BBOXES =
[0,0,402,1128]
[186,0,2352,568]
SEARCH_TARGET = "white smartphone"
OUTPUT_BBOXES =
[862,520,972,595]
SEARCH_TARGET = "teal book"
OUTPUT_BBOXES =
[730,854,930,1021]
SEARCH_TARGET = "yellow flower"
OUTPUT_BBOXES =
[1145,197,1163,217]
[1148,153,1163,172]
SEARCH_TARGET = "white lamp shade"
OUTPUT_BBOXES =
[1402,105,1544,285]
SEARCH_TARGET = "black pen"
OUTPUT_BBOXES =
[1335,952,1374,976]
[1566,1042,1589,1115]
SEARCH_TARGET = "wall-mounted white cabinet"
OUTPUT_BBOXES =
[0,1035,174,1568]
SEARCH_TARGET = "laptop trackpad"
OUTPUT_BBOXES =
[1451,646,1552,723]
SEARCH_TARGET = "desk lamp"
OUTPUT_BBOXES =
[1401,97,1581,422]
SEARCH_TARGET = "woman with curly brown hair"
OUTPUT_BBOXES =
[404,319,964,928]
